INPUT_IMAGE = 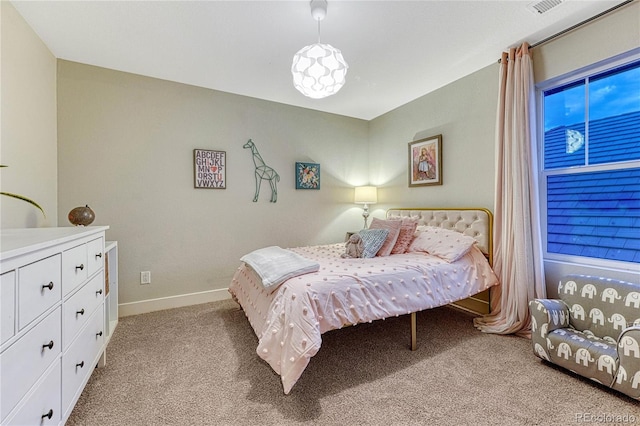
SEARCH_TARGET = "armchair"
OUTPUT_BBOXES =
[529,274,640,400]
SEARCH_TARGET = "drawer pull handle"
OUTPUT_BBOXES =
[96,331,103,337]
[76,264,85,271]
[96,289,103,295]
[42,340,54,350]
[42,282,54,291]
[76,361,85,368]
[96,253,103,259]
[76,308,85,316]
[42,409,53,420]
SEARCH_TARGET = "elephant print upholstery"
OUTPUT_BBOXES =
[562,280,578,295]
[557,342,572,360]
[620,334,640,358]
[582,284,597,299]
[602,288,623,304]
[589,308,605,326]
[597,355,616,375]
[626,292,640,309]
[575,347,595,366]
[529,275,640,400]
[534,343,550,361]
[571,304,586,321]
[609,314,627,332]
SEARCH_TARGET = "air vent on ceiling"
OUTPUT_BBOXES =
[527,0,564,15]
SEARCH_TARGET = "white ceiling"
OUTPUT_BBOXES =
[11,0,628,120]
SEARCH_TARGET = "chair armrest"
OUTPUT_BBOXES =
[528,299,571,362]
[614,326,640,400]
[529,299,570,339]
[618,326,640,361]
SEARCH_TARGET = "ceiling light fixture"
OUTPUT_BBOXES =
[291,0,348,99]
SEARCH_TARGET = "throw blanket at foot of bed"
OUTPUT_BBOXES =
[229,243,498,394]
[240,246,320,291]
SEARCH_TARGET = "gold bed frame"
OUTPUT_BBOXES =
[385,207,494,351]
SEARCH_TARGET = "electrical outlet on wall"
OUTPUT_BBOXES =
[141,271,151,285]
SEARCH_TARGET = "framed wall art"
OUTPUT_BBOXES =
[295,162,320,190]
[194,149,226,189]
[408,134,442,187]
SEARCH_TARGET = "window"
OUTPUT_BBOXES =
[538,53,640,268]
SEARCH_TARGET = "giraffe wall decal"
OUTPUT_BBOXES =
[243,139,280,203]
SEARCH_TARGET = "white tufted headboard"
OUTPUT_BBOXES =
[386,208,493,264]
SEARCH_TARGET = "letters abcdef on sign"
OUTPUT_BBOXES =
[194,149,226,189]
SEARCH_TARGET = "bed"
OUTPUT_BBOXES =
[228,208,499,394]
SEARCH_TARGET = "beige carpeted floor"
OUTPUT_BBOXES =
[67,299,639,426]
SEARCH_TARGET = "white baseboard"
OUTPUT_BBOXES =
[118,288,232,317]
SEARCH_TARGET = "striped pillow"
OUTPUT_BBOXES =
[358,229,390,258]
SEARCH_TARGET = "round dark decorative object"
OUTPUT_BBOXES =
[68,205,95,226]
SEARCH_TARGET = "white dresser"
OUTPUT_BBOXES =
[0,226,116,425]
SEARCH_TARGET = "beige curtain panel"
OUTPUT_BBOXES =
[474,42,546,337]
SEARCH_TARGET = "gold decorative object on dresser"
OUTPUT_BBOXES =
[0,226,118,425]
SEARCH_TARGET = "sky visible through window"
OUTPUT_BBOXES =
[544,61,640,131]
[541,59,640,264]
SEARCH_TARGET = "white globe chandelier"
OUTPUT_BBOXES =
[291,0,348,99]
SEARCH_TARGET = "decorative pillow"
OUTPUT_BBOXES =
[241,246,320,291]
[358,228,390,259]
[408,226,477,262]
[390,217,419,254]
[368,218,401,256]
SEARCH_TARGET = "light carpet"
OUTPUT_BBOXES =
[67,299,639,425]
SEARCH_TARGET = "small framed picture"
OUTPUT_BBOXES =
[295,162,320,190]
[408,135,442,187]
[194,149,226,189]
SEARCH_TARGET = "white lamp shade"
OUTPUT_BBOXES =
[354,186,377,204]
[291,43,348,99]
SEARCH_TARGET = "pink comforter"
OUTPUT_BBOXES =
[228,243,498,394]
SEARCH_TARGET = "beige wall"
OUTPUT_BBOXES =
[533,2,639,84]
[367,63,498,213]
[0,2,57,228]
[57,61,369,305]
[5,1,639,309]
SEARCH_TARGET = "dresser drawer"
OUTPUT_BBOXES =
[4,360,61,426]
[86,236,105,277]
[1,271,16,345]
[0,306,61,422]
[62,305,104,415]
[63,271,104,349]
[18,254,61,330]
[62,244,88,296]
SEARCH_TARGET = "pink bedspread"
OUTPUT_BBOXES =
[228,243,498,394]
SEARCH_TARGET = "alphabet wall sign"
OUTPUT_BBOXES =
[194,149,226,189]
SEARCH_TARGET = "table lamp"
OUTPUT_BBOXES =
[354,186,377,229]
